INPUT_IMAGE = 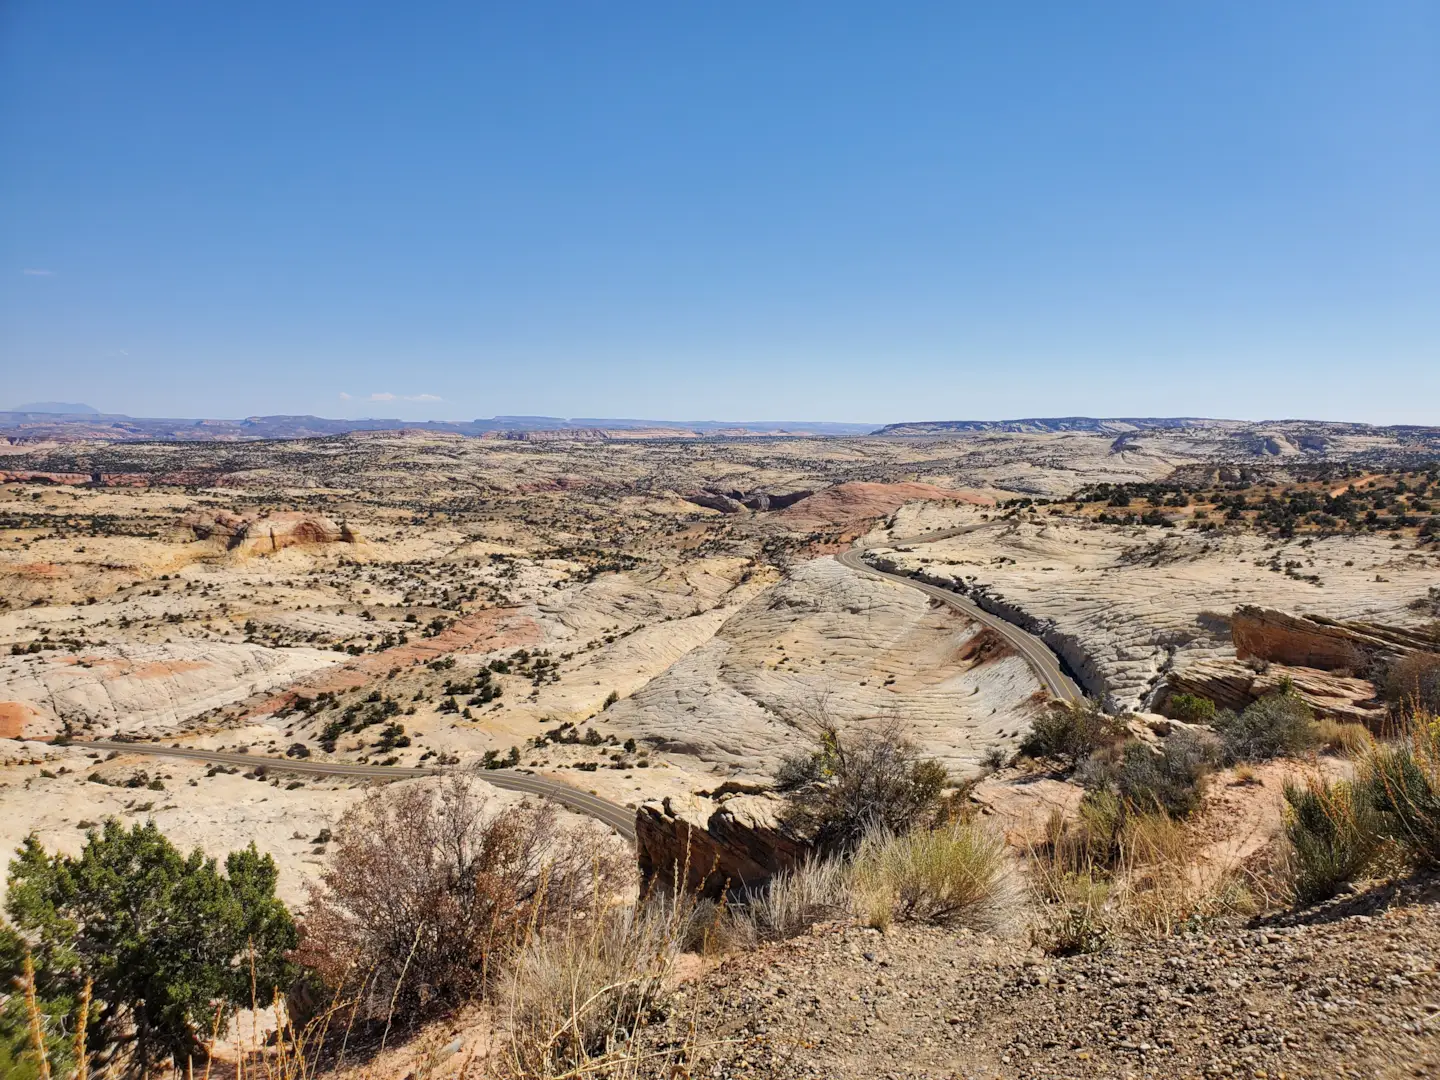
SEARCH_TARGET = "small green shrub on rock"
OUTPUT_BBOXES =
[1021,700,1127,767]
[1212,688,1317,763]
[1167,692,1216,724]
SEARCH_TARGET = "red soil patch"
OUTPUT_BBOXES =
[779,482,992,530]
[12,562,66,578]
[0,701,38,738]
[132,660,212,679]
[955,625,1013,664]
[240,607,544,719]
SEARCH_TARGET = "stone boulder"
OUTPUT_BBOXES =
[1160,656,1385,727]
[635,791,813,897]
[1232,606,1436,672]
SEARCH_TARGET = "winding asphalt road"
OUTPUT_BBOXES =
[835,524,1084,704]
[69,739,638,840]
[66,520,1078,843]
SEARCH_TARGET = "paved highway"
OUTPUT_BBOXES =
[69,739,638,840]
[836,524,1084,704]
[67,521,1077,842]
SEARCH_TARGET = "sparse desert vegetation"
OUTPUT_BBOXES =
[5,422,1440,1077]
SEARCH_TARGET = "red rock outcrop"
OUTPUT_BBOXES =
[1161,656,1385,726]
[0,471,94,485]
[1232,606,1436,671]
[635,792,813,897]
[778,483,993,530]
[183,511,359,555]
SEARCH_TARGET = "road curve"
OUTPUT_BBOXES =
[836,524,1084,705]
[69,739,637,841]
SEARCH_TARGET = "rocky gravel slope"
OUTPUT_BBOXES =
[671,882,1440,1079]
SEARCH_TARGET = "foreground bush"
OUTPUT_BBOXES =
[1080,731,1216,819]
[778,722,948,855]
[1212,688,1317,763]
[297,775,625,1027]
[1028,798,1252,951]
[850,822,1009,930]
[1021,700,1127,767]
[1383,652,1440,715]
[4,820,295,1077]
[1283,776,1385,904]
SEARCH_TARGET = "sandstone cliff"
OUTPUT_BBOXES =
[635,791,813,897]
[1161,656,1385,725]
[1231,606,1437,671]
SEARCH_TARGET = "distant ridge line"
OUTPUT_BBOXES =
[0,411,877,442]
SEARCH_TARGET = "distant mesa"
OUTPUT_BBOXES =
[872,417,1228,436]
[0,410,877,442]
[8,401,99,415]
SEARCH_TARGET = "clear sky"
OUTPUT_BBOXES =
[3,3,1437,424]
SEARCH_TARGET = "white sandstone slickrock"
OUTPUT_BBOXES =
[877,515,1439,712]
[0,641,343,738]
[604,557,1043,779]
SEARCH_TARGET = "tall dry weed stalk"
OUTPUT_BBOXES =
[494,843,709,1080]
[71,978,91,1080]
[21,952,53,1080]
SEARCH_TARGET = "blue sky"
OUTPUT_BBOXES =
[3,3,1437,424]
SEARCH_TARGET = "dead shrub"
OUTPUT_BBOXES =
[1382,653,1440,715]
[296,775,626,1027]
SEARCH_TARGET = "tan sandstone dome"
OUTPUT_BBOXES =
[183,510,360,555]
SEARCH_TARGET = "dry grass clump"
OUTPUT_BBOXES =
[731,858,851,942]
[850,822,1010,932]
[497,896,697,1080]
[1314,717,1374,757]
[1027,800,1253,954]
